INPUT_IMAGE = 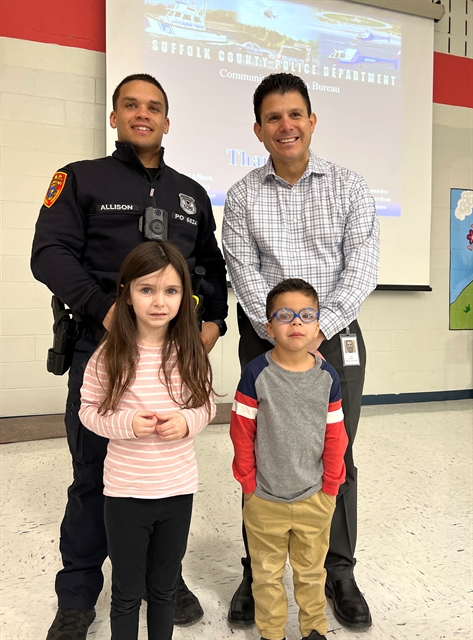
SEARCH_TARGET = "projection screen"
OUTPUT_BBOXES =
[106,0,434,288]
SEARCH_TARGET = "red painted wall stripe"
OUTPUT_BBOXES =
[1,2,472,109]
[0,0,106,53]
[433,52,473,109]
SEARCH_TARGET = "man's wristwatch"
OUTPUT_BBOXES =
[208,319,227,336]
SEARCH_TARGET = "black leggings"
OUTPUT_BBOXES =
[104,494,193,640]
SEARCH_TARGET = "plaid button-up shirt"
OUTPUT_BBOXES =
[222,151,380,341]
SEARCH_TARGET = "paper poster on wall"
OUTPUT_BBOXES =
[449,188,473,330]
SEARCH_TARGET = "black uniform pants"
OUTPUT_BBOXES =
[105,494,193,640]
[237,304,366,581]
[56,331,108,610]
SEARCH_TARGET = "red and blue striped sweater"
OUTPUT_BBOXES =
[230,351,348,502]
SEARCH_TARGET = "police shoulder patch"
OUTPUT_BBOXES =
[179,193,197,216]
[44,172,67,208]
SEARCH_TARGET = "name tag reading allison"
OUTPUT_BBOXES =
[340,332,360,367]
[94,204,141,213]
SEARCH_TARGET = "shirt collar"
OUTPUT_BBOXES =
[262,149,327,184]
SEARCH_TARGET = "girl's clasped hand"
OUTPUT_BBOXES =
[132,410,189,440]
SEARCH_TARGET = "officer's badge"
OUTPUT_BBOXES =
[44,172,67,208]
[179,193,197,215]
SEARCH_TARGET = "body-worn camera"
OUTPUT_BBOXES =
[139,207,168,240]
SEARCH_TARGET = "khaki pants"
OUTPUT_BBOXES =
[243,491,335,640]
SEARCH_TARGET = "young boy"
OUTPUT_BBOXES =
[230,278,348,640]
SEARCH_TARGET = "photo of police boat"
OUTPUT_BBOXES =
[146,0,227,43]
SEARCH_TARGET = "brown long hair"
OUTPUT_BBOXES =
[97,241,213,416]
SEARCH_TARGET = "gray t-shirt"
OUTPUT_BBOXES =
[233,350,343,503]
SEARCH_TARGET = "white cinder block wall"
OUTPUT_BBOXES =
[0,0,472,417]
[0,39,107,416]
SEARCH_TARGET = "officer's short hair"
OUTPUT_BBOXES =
[112,73,169,115]
[253,73,312,125]
[266,278,319,320]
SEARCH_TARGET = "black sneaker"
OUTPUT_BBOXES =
[173,577,204,626]
[302,631,326,640]
[46,608,96,640]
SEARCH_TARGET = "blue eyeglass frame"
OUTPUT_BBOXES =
[270,307,320,324]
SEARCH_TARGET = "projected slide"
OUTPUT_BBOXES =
[141,0,402,215]
[108,0,434,287]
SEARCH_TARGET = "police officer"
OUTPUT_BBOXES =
[31,73,228,640]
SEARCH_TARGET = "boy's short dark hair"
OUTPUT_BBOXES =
[253,73,312,125]
[266,278,319,320]
[112,73,169,115]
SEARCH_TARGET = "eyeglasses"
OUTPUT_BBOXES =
[270,307,320,324]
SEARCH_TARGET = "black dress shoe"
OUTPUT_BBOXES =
[227,575,255,628]
[173,576,204,626]
[325,578,372,630]
[302,631,326,640]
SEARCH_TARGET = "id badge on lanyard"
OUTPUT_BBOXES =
[340,327,360,367]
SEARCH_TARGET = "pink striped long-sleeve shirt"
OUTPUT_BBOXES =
[79,344,215,498]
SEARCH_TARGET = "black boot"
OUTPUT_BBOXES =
[227,575,255,627]
[173,576,204,626]
[46,608,96,640]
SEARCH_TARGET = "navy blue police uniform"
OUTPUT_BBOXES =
[31,141,227,610]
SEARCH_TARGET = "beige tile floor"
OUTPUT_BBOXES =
[1,400,472,639]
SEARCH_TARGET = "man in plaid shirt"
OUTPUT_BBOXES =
[223,73,379,633]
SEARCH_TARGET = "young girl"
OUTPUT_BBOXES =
[78,240,216,640]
